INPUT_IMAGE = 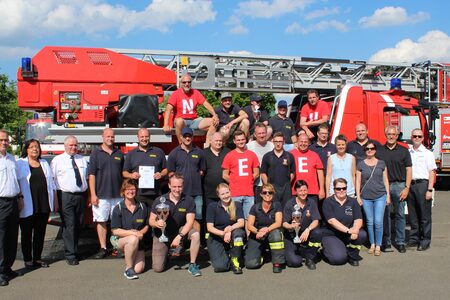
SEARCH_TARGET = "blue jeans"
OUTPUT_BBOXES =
[362,195,386,246]
[387,182,407,245]
[193,195,203,220]
[232,196,254,219]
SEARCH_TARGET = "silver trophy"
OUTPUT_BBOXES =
[292,204,302,243]
[156,197,170,242]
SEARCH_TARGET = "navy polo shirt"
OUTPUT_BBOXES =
[167,146,205,197]
[376,143,412,182]
[260,150,295,187]
[123,146,167,196]
[347,139,382,164]
[203,147,231,199]
[151,193,195,238]
[111,200,148,231]
[214,104,242,128]
[206,201,244,231]
[269,115,296,144]
[309,142,337,171]
[283,197,321,226]
[88,147,124,198]
[322,196,362,232]
[249,201,282,230]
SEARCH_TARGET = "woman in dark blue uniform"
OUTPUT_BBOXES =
[245,183,285,273]
[206,183,245,274]
[283,180,321,270]
[321,178,367,266]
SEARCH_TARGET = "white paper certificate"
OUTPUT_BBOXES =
[138,166,155,189]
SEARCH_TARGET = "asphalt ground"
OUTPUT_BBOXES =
[2,191,450,300]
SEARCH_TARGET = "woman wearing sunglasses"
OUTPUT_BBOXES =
[245,183,285,273]
[355,142,390,256]
[206,183,246,274]
[321,178,367,266]
[283,180,321,270]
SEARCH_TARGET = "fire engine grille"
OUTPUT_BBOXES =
[87,52,112,65]
[53,51,78,64]
[442,153,450,168]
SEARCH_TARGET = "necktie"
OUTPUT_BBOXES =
[71,155,82,187]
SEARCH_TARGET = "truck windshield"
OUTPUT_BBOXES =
[25,120,52,142]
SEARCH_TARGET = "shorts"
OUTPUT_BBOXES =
[185,118,203,130]
[92,197,122,222]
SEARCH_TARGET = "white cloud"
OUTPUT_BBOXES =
[369,30,450,63]
[305,7,340,20]
[285,20,348,34]
[225,16,249,35]
[235,0,313,18]
[0,46,37,59]
[0,0,216,41]
[359,6,429,28]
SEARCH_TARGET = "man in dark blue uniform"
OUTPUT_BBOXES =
[269,100,297,151]
[309,124,336,171]
[215,92,249,141]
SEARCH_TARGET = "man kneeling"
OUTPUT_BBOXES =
[149,173,202,277]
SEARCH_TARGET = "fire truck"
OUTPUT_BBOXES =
[17,46,450,184]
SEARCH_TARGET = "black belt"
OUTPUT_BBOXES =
[63,191,85,195]
[0,196,17,201]
[411,179,428,185]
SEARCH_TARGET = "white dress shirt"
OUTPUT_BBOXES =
[409,144,437,180]
[51,152,89,193]
[0,152,20,197]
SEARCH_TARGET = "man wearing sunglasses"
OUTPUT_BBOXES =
[163,74,219,146]
[407,129,436,251]
[377,126,412,253]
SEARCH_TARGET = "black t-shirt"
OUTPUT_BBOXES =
[167,146,205,197]
[203,147,231,199]
[260,150,295,187]
[111,200,148,231]
[206,201,244,231]
[123,146,167,196]
[269,115,296,144]
[309,142,337,171]
[248,201,282,230]
[242,105,269,133]
[347,139,382,165]
[322,196,362,232]
[376,143,412,182]
[214,104,243,128]
[88,147,124,199]
[151,193,195,238]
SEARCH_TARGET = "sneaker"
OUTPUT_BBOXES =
[188,263,202,277]
[273,264,282,273]
[124,268,139,280]
[169,245,184,257]
[94,248,109,259]
[230,257,243,275]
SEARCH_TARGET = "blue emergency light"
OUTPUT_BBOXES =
[21,57,32,72]
[390,78,402,90]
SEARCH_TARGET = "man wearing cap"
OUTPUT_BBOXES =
[163,74,219,146]
[167,127,206,229]
[269,100,297,151]
[299,89,330,140]
[242,94,270,138]
[214,92,249,141]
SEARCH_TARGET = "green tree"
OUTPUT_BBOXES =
[0,74,31,153]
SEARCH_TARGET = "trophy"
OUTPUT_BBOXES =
[292,204,302,243]
[156,197,170,242]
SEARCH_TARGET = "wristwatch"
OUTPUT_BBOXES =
[427,189,433,192]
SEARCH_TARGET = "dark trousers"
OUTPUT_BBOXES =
[207,229,245,272]
[284,228,322,267]
[245,229,285,268]
[0,198,19,275]
[60,192,86,260]
[407,180,432,247]
[19,213,50,262]
[274,183,292,208]
[136,194,157,249]
[254,186,262,204]
[321,228,367,265]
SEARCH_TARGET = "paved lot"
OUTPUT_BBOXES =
[2,192,450,300]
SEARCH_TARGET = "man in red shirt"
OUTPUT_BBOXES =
[299,89,330,140]
[290,133,325,202]
[222,130,260,219]
[163,74,219,145]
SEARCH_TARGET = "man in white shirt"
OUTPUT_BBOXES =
[51,135,88,266]
[0,129,22,286]
[407,129,437,251]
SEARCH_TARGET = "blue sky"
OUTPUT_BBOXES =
[1,0,450,81]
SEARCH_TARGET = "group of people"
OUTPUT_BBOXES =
[0,81,436,285]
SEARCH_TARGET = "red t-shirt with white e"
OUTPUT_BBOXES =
[222,149,260,197]
[168,88,206,119]
[300,100,330,121]
[290,148,323,195]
